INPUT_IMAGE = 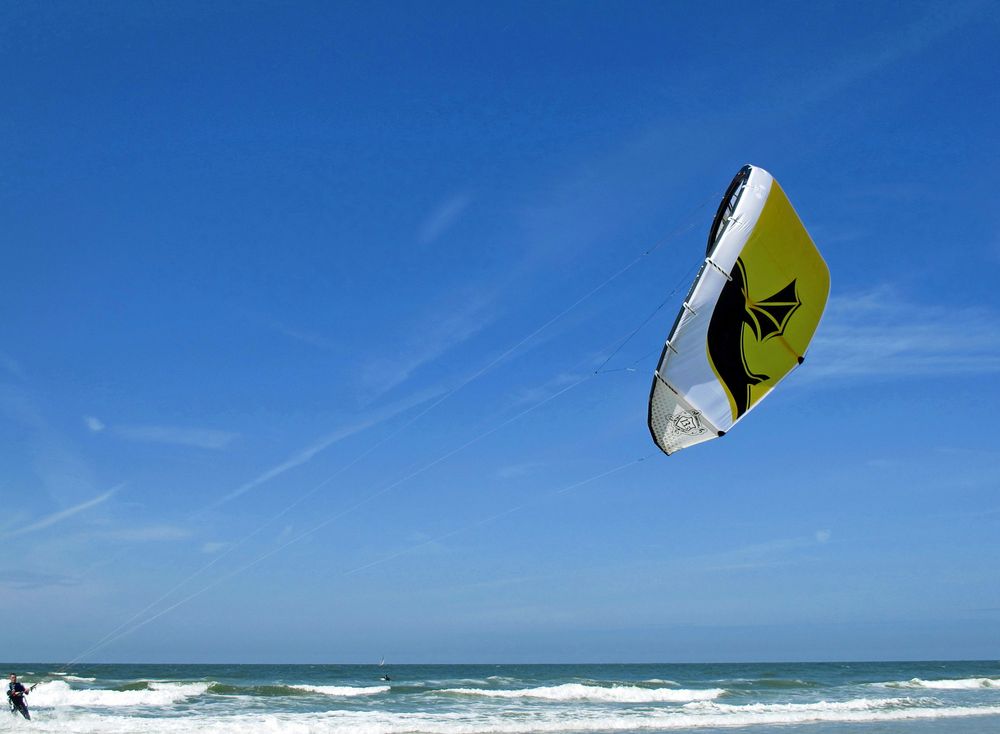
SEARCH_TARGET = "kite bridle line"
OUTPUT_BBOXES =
[592,258,702,375]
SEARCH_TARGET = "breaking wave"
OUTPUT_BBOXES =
[30,680,209,708]
[290,684,390,696]
[440,683,725,703]
[204,683,388,697]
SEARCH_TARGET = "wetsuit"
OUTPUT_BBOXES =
[7,681,29,720]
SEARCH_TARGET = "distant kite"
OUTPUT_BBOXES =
[648,165,830,455]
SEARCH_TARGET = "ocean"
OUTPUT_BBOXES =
[2,661,999,733]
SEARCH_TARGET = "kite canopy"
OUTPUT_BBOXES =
[648,165,830,456]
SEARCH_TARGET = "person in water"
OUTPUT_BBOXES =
[7,673,30,720]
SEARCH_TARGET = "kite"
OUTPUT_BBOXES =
[648,165,830,455]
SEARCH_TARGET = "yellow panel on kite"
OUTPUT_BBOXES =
[706,180,830,422]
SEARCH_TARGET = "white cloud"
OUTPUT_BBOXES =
[361,288,498,399]
[84,416,105,432]
[274,325,336,350]
[0,353,25,380]
[782,1,988,112]
[258,314,341,351]
[201,541,230,554]
[0,569,78,590]
[418,193,471,245]
[508,371,588,409]
[496,462,544,479]
[692,535,826,573]
[815,530,832,543]
[103,525,191,542]
[806,286,1000,380]
[114,425,238,450]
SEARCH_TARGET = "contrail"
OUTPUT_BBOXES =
[202,386,443,512]
[2,483,124,539]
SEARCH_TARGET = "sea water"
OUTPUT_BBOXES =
[2,661,999,733]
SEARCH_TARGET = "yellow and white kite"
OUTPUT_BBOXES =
[648,165,830,455]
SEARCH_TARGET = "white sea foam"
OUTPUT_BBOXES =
[289,684,389,697]
[643,678,679,685]
[9,700,1000,734]
[877,676,1000,690]
[668,698,1000,729]
[30,680,210,708]
[440,683,725,703]
[682,696,939,714]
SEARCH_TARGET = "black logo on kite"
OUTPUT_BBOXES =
[671,410,706,436]
[707,259,801,419]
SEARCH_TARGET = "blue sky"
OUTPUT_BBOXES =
[1,0,999,664]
